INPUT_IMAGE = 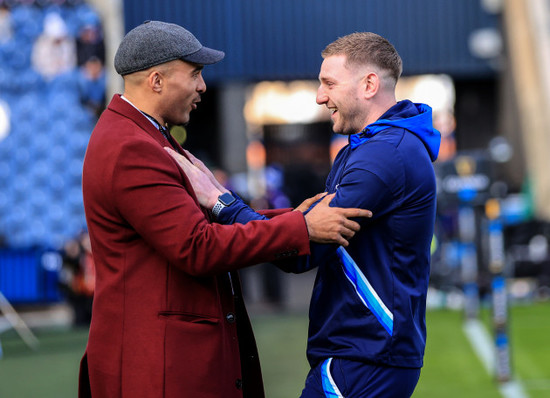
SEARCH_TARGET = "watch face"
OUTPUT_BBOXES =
[219,192,236,206]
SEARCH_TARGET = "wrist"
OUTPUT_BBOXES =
[211,192,237,218]
[303,213,312,239]
[207,191,222,209]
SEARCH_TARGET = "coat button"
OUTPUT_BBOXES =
[226,312,235,323]
[235,378,243,389]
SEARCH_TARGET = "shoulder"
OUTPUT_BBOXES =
[348,131,404,170]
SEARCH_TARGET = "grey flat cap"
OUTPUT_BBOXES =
[114,20,225,75]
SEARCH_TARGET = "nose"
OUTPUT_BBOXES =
[316,85,328,105]
[197,74,206,93]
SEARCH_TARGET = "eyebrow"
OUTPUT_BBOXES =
[188,62,204,73]
[319,75,335,83]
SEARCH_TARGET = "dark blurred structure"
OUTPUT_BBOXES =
[58,230,94,326]
[263,122,331,207]
[121,0,502,182]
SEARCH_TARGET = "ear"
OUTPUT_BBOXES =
[148,70,164,93]
[362,72,379,100]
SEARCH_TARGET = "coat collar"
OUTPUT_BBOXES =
[107,94,181,151]
[105,94,208,216]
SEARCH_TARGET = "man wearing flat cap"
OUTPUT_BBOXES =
[79,21,370,398]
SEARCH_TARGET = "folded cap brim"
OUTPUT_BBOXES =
[182,46,225,65]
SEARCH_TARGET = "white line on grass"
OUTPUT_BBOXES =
[463,319,529,398]
[521,379,550,390]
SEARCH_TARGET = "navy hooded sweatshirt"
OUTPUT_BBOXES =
[219,100,441,369]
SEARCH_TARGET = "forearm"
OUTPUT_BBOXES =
[216,196,269,225]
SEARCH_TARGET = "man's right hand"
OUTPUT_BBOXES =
[304,193,372,247]
[164,147,227,209]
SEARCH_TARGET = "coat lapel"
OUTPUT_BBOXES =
[106,95,211,220]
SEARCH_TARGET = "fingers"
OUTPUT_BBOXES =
[335,235,350,247]
[337,219,361,242]
[312,192,328,201]
[302,192,326,207]
[340,208,373,219]
[166,147,197,167]
[343,218,361,233]
[165,146,185,161]
[164,147,196,175]
[319,192,336,205]
[183,148,200,165]
[295,192,328,212]
[164,146,178,156]
[165,147,190,164]
[318,193,372,219]
[320,194,373,219]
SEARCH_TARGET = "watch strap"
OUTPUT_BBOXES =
[212,193,236,218]
[212,201,225,218]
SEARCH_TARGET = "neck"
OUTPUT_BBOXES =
[364,96,397,127]
[123,92,165,126]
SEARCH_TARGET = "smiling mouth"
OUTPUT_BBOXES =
[191,98,201,110]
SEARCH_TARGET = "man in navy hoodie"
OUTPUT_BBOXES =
[166,32,440,398]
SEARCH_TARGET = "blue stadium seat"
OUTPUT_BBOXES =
[13,93,41,120]
[28,159,50,186]
[49,174,66,195]
[11,5,44,42]
[13,146,31,170]
[3,38,32,70]
[0,3,103,250]
[20,69,45,93]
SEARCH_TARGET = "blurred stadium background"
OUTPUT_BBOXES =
[1,0,550,397]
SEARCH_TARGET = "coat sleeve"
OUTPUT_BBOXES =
[257,208,293,218]
[215,195,320,274]
[216,199,291,225]
[111,138,310,276]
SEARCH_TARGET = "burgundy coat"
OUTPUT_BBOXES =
[79,95,310,398]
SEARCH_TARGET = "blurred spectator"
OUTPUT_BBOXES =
[77,55,105,117]
[76,23,105,66]
[59,231,95,326]
[433,110,457,162]
[330,135,348,164]
[243,165,292,309]
[31,12,76,80]
[0,3,12,43]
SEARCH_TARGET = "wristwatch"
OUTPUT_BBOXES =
[212,192,236,218]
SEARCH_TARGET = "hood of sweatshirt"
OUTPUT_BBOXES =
[349,100,441,161]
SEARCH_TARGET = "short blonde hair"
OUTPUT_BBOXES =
[322,32,403,85]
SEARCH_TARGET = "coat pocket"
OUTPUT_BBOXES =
[158,311,220,324]
[160,311,229,397]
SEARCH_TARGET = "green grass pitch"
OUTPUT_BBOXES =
[0,303,549,397]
